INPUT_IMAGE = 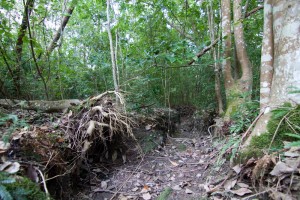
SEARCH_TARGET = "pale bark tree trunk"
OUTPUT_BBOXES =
[245,0,300,145]
[207,3,224,115]
[221,0,253,119]
[233,0,252,93]
[260,0,274,109]
[106,0,120,97]
[221,0,233,90]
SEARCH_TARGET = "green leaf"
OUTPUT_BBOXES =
[0,185,13,200]
[285,141,300,148]
[285,133,300,140]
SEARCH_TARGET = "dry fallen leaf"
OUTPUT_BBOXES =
[169,159,179,167]
[224,179,237,190]
[0,141,10,153]
[118,195,128,200]
[112,150,118,162]
[270,191,293,200]
[145,124,152,131]
[270,161,294,176]
[172,185,182,191]
[101,181,108,189]
[230,188,252,196]
[237,182,249,188]
[232,164,242,174]
[185,188,193,194]
[142,192,151,200]
[0,161,20,174]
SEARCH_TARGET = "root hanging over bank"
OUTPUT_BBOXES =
[60,91,137,162]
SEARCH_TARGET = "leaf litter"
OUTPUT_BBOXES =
[1,101,300,199]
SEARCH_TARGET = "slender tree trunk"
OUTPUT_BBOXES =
[221,0,253,119]
[26,6,49,100]
[207,3,224,115]
[221,0,233,90]
[46,6,75,55]
[106,0,119,98]
[260,0,274,109]
[233,0,252,93]
[244,0,300,146]
[15,0,35,97]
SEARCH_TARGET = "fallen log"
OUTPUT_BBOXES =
[0,99,80,113]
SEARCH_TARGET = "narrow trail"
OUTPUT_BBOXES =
[74,116,230,200]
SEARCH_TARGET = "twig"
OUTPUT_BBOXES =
[36,168,50,200]
[240,110,264,148]
[268,111,291,152]
[93,188,138,196]
[44,162,76,182]
[207,171,233,194]
[241,189,271,200]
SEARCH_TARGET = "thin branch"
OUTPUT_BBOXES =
[188,38,219,65]
[187,5,264,66]
[245,6,264,18]
[165,17,195,41]
[46,6,75,54]
[26,4,49,99]
[0,44,20,95]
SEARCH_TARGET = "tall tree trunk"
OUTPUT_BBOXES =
[208,3,224,115]
[260,0,274,109]
[106,0,119,98]
[15,0,35,97]
[221,0,233,90]
[245,0,300,145]
[222,0,253,119]
[233,0,252,93]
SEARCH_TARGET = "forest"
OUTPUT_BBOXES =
[0,0,300,199]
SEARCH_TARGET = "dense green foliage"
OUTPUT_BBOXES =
[0,172,48,200]
[0,0,263,111]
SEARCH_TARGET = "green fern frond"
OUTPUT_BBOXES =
[12,187,31,200]
[285,133,300,140]
[0,185,13,200]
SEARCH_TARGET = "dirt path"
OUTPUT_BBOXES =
[73,117,230,200]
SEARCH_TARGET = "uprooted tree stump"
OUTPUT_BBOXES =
[60,92,139,176]
[2,91,140,199]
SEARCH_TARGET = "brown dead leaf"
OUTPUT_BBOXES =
[185,188,193,194]
[142,192,151,200]
[145,124,152,131]
[172,185,182,191]
[224,179,237,190]
[232,164,242,174]
[0,141,10,153]
[237,182,249,188]
[40,126,48,130]
[230,188,252,196]
[118,194,128,200]
[101,181,108,189]
[0,162,20,174]
[169,159,179,167]
[270,191,293,200]
[270,161,294,176]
